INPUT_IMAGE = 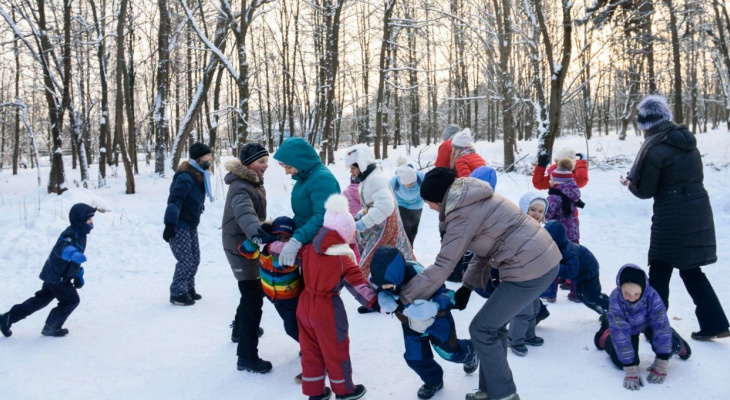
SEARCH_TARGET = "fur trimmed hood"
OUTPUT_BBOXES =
[224,160,261,185]
[177,161,204,182]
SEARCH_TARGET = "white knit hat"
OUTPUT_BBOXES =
[323,194,356,242]
[396,165,417,185]
[554,147,576,161]
[451,128,473,148]
[344,144,376,169]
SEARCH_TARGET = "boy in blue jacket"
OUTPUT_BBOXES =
[369,246,478,400]
[1,203,96,337]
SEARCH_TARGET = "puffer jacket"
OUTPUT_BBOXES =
[400,178,561,304]
[39,204,96,284]
[358,166,396,228]
[164,161,207,229]
[434,140,453,168]
[544,220,599,283]
[273,138,341,245]
[454,152,486,178]
[221,160,267,281]
[628,121,716,269]
[608,264,673,365]
[545,181,581,243]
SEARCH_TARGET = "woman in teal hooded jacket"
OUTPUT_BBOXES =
[273,138,341,266]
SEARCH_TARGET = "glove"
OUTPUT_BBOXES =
[537,153,551,168]
[377,291,400,314]
[454,286,472,311]
[251,232,276,246]
[73,267,85,289]
[403,299,438,333]
[646,358,668,384]
[163,224,176,243]
[354,213,362,222]
[576,152,586,160]
[278,238,302,267]
[70,252,87,265]
[355,220,366,232]
[623,365,644,390]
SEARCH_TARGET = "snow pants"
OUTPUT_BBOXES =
[297,290,356,397]
[168,227,200,297]
[401,311,474,386]
[7,282,79,329]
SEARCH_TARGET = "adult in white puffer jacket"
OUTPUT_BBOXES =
[344,145,415,283]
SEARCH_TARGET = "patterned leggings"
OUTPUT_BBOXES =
[169,227,200,297]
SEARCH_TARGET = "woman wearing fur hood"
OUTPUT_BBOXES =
[221,143,274,374]
[344,144,415,284]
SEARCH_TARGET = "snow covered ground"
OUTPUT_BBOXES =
[1,131,729,400]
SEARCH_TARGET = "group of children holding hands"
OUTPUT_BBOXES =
[0,143,697,400]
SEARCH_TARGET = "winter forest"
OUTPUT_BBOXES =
[0,0,729,193]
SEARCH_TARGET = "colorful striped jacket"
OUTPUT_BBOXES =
[238,240,303,302]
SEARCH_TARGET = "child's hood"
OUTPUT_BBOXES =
[369,246,421,292]
[518,191,548,214]
[69,203,96,232]
[312,228,349,254]
[544,220,568,248]
[615,263,648,301]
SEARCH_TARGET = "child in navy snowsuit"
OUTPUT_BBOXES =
[369,246,478,400]
[594,264,691,390]
[544,220,609,315]
[0,203,96,337]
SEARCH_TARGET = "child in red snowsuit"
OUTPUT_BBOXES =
[298,194,378,400]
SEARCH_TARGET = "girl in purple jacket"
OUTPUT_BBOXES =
[594,264,690,391]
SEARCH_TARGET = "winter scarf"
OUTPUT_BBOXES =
[190,159,214,202]
[548,187,584,217]
[627,123,674,189]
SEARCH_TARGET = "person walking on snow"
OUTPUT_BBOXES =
[1,203,96,338]
[163,142,214,306]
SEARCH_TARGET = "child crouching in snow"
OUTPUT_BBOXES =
[1,203,96,338]
[369,246,478,400]
[238,216,302,345]
[594,264,691,390]
[298,194,378,400]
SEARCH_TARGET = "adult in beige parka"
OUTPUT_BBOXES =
[400,167,561,400]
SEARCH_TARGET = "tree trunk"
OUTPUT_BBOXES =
[665,0,684,123]
[374,0,397,159]
[114,0,135,194]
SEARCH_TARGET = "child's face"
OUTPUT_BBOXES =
[277,233,292,242]
[86,217,94,225]
[349,165,361,178]
[527,204,545,222]
[621,283,643,303]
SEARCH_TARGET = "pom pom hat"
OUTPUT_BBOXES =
[451,128,474,149]
[637,95,673,131]
[323,194,356,242]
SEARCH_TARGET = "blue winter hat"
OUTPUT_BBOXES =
[469,166,497,191]
[369,246,407,289]
[271,216,296,236]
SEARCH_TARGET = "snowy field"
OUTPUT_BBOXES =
[1,131,730,400]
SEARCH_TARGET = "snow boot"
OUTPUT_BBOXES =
[170,294,195,306]
[463,345,479,374]
[41,324,69,337]
[509,344,528,356]
[237,356,272,374]
[535,304,550,326]
[691,328,730,341]
[188,288,202,301]
[671,329,691,360]
[594,323,610,350]
[357,306,377,314]
[524,336,544,346]
[0,313,12,337]
[465,391,489,400]
[417,381,443,399]
[309,388,332,400]
[295,373,303,384]
[336,384,366,400]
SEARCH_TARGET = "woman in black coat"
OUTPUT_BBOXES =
[622,95,729,341]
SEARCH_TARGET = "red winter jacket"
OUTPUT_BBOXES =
[434,140,453,168]
[454,153,487,178]
[532,159,589,190]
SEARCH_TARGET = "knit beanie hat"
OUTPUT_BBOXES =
[239,143,269,166]
[441,124,461,141]
[551,158,574,184]
[344,144,376,169]
[322,194,356,242]
[451,128,473,149]
[469,166,497,191]
[189,142,211,160]
[420,167,456,203]
[554,147,576,162]
[396,165,417,185]
[618,264,646,297]
[271,216,296,236]
[637,95,673,131]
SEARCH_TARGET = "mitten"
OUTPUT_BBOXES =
[377,291,400,314]
[454,286,472,311]
[647,358,668,384]
[623,366,644,390]
[70,252,87,265]
[355,220,366,232]
[163,224,176,243]
[73,267,85,289]
[576,152,586,160]
[403,299,438,333]
[537,153,551,168]
[278,238,302,267]
[251,232,276,246]
[237,240,260,259]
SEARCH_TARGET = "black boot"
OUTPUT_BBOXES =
[189,288,202,301]
[41,324,69,337]
[336,384,366,400]
[309,387,332,400]
[0,313,12,337]
[170,293,195,306]
[237,356,272,373]
[417,381,443,399]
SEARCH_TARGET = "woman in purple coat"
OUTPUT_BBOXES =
[594,264,690,391]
